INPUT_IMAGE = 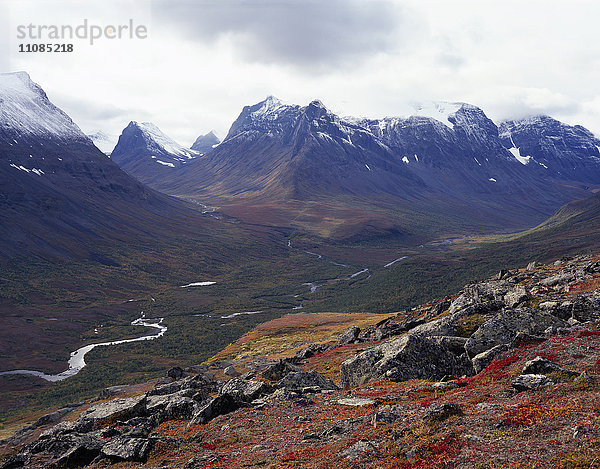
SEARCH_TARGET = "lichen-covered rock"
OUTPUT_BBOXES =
[423,404,463,423]
[220,378,273,403]
[465,308,566,358]
[338,439,378,459]
[188,394,240,426]
[79,395,147,425]
[30,433,103,467]
[146,393,199,420]
[472,344,510,373]
[101,436,151,461]
[279,370,338,392]
[521,356,578,377]
[336,325,361,346]
[167,366,185,380]
[340,334,468,388]
[261,360,303,381]
[512,374,550,391]
[504,284,528,308]
[448,281,509,315]
[429,336,468,356]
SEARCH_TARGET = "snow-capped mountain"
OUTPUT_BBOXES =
[499,116,600,183]
[191,131,220,154]
[88,130,119,155]
[0,72,205,259]
[149,96,599,233]
[110,121,199,185]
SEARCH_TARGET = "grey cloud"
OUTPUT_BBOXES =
[152,0,419,72]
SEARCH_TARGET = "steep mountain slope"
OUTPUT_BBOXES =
[149,97,598,239]
[110,121,199,186]
[0,72,203,260]
[191,130,220,154]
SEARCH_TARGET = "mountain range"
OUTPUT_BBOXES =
[107,96,600,240]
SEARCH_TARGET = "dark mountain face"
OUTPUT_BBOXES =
[147,97,599,236]
[110,121,199,185]
[0,72,206,260]
[499,116,600,184]
[191,131,220,154]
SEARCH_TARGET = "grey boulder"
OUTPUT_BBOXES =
[340,334,467,388]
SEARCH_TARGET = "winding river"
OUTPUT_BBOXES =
[0,237,442,383]
[0,315,167,382]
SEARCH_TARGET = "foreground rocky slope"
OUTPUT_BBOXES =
[2,254,600,467]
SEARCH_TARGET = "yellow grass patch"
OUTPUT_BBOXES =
[207,311,388,363]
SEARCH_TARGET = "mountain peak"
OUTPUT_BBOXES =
[0,71,89,143]
[191,131,221,154]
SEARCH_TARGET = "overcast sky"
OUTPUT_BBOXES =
[2,0,600,146]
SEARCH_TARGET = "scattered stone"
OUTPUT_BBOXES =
[336,325,361,346]
[30,433,103,468]
[339,439,378,459]
[512,374,550,391]
[220,378,273,403]
[472,344,510,373]
[101,436,151,462]
[97,385,130,401]
[371,411,398,427]
[522,356,578,377]
[223,365,239,376]
[146,393,198,421]
[279,370,338,392]
[260,360,303,381]
[167,366,185,380]
[424,404,463,423]
[188,394,239,426]
[337,397,375,407]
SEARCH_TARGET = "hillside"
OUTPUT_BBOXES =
[2,254,600,468]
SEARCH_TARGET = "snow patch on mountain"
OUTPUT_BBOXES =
[412,102,462,129]
[10,163,45,175]
[506,135,532,165]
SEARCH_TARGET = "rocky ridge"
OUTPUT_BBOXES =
[2,254,600,467]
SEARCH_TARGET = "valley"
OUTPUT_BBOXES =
[2,71,600,461]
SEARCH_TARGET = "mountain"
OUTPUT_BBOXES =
[191,131,220,154]
[147,97,599,239]
[110,121,199,186]
[0,72,207,260]
[87,130,118,155]
[499,115,600,184]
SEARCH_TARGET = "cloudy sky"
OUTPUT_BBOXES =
[2,0,600,146]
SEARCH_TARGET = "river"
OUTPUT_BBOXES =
[0,314,166,382]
